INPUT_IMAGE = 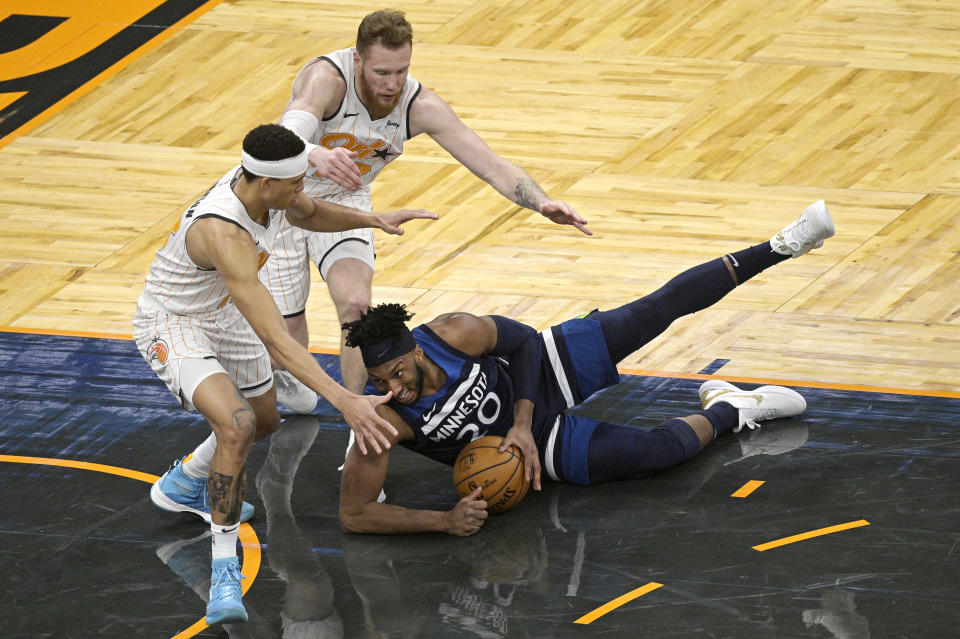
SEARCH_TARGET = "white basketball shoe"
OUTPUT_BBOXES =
[699,380,807,432]
[273,369,318,414]
[771,200,836,257]
[726,422,810,465]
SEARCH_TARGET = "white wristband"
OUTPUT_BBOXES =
[280,109,320,144]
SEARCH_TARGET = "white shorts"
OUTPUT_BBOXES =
[260,196,376,317]
[133,299,273,411]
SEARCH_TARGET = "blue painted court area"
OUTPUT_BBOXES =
[1,331,958,638]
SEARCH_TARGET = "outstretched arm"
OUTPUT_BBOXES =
[411,88,590,236]
[285,193,437,234]
[339,405,489,536]
[187,218,397,454]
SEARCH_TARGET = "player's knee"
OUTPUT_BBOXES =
[213,408,257,456]
[649,419,702,468]
[336,292,372,323]
[633,295,677,335]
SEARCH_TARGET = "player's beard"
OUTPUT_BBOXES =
[409,362,426,403]
[357,78,400,119]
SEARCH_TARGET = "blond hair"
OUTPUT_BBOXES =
[356,9,413,54]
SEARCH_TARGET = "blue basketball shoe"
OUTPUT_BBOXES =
[205,556,248,625]
[151,458,255,523]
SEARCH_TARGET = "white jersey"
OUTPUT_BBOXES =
[299,47,421,206]
[134,166,282,407]
[140,166,283,323]
[260,47,422,314]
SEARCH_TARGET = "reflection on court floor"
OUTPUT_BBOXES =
[2,331,958,638]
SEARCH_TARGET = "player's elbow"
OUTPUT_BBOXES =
[339,507,366,534]
[340,499,387,534]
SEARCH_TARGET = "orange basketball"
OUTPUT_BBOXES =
[453,435,530,514]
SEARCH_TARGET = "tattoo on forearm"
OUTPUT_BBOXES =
[514,178,547,211]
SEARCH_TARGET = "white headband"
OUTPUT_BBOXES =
[241,148,309,179]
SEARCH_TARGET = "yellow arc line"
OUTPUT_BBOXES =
[732,480,765,498]
[0,454,261,639]
[0,454,160,483]
[574,582,664,624]
[753,520,870,552]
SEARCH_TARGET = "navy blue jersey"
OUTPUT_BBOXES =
[387,325,517,465]
[376,318,621,477]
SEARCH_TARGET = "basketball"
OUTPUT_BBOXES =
[453,436,530,514]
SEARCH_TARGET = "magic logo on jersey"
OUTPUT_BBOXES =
[318,132,396,176]
[148,336,169,365]
[421,368,503,443]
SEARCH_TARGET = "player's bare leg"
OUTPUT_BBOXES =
[190,376,261,525]
[325,257,374,395]
[677,415,715,449]
[272,314,318,414]
[325,257,387,502]
[284,314,310,350]
[187,374,268,625]
[151,383,280,523]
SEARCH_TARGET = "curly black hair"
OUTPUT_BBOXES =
[240,124,305,179]
[343,303,414,348]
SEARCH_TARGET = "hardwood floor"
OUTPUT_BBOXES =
[2,0,957,393]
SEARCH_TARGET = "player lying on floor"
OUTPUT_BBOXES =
[339,201,835,536]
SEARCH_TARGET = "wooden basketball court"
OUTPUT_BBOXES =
[2,1,959,637]
[3,0,958,393]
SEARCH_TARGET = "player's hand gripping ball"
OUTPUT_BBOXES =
[453,436,530,513]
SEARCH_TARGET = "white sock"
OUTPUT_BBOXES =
[211,522,239,560]
[182,433,217,478]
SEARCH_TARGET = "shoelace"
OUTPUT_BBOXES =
[786,217,813,250]
[211,564,245,601]
[741,407,780,431]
